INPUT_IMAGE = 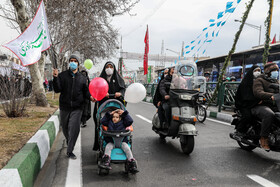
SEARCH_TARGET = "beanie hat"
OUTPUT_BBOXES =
[264,62,279,74]
[69,53,80,65]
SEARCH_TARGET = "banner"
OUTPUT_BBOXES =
[3,0,51,66]
[143,25,149,75]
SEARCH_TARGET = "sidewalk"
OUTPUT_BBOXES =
[206,106,234,123]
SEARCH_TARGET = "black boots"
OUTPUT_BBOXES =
[99,155,112,170]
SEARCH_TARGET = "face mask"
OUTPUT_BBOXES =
[253,71,261,78]
[105,68,113,76]
[270,71,279,79]
[69,62,78,71]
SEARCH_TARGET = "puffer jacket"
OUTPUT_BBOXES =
[53,69,91,111]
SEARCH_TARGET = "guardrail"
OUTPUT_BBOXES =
[143,82,240,112]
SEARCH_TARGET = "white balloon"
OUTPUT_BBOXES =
[124,83,146,103]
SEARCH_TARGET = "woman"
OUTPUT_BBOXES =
[234,65,261,134]
[93,61,126,150]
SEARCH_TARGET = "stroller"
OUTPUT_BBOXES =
[95,98,133,175]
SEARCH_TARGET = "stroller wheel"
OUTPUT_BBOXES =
[124,161,129,174]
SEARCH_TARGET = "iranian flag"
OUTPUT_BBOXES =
[3,0,51,66]
[143,25,149,75]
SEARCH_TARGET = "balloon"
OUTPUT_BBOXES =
[124,83,146,103]
[84,59,93,70]
[89,77,108,101]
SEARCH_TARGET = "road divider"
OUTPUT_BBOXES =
[0,110,60,187]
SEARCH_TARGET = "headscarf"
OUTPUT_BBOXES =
[99,61,125,95]
[235,64,260,109]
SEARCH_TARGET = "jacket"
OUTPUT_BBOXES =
[159,74,172,103]
[53,69,91,111]
[253,74,279,107]
[101,110,133,143]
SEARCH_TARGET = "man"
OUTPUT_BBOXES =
[159,67,175,126]
[53,53,95,159]
[252,62,279,151]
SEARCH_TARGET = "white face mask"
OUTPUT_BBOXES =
[253,71,261,78]
[105,68,113,76]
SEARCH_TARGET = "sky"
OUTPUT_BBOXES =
[1,0,280,73]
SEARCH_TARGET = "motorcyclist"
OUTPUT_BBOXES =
[252,62,279,151]
[159,67,175,126]
[233,65,261,137]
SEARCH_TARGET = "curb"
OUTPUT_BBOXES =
[206,110,233,123]
[0,110,60,187]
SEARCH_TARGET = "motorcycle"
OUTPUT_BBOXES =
[152,60,205,154]
[230,88,280,152]
[194,76,207,123]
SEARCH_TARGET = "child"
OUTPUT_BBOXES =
[99,109,139,173]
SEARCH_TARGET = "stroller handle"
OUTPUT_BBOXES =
[102,130,131,137]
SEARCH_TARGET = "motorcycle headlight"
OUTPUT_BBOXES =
[198,97,204,101]
[180,94,192,100]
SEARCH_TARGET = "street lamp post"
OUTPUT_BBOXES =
[234,19,261,46]
[166,48,180,56]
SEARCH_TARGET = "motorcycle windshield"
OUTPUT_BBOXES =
[171,62,206,91]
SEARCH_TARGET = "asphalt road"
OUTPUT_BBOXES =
[35,102,280,187]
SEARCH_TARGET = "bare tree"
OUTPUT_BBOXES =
[0,0,139,106]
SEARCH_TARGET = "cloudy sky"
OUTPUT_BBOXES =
[1,0,280,72]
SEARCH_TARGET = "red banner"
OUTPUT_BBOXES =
[143,25,149,75]
[271,34,276,44]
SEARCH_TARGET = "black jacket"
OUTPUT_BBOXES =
[159,74,172,103]
[53,69,91,111]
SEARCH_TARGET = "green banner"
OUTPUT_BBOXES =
[147,66,151,83]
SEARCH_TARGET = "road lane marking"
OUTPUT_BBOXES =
[136,114,152,124]
[247,175,279,187]
[65,133,82,187]
[206,117,233,127]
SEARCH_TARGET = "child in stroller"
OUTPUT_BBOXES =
[98,105,139,174]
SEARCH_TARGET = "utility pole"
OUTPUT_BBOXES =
[181,41,184,57]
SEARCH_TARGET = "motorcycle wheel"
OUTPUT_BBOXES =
[180,135,194,155]
[237,140,257,151]
[197,105,206,123]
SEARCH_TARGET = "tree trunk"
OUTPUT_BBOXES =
[10,0,49,107]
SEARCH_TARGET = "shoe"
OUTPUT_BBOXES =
[67,152,77,159]
[99,155,112,170]
[127,158,139,174]
[260,137,270,152]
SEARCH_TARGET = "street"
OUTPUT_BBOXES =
[35,102,280,187]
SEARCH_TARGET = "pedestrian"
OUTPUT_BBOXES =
[53,53,95,159]
[80,70,91,128]
[93,61,126,151]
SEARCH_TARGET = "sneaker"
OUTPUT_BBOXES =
[127,158,139,174]
[67,152,77,160]
[99,155,112,170]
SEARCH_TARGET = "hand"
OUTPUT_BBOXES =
[258,100,263,104]
[53,69,58,77]
[106,93,109,98]
[115,92,121,98]
[90,96,96,102]
[157,101,161,107]
[271,96,274,100]
[117,109,124,115]
[165,95,170,100]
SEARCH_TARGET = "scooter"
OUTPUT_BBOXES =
[152,61,204,154]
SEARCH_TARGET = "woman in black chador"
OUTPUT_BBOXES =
[234,65,261,134]
[93,61,126,150]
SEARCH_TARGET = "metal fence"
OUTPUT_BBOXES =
[143,82,240,112]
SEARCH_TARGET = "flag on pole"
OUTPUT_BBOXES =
[3,0,51,67]
[271,34,276,44]
[143,25,149,75]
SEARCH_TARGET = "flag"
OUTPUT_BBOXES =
[143,25,149,75]
[3,0,51,66]
[271,34,276,44]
